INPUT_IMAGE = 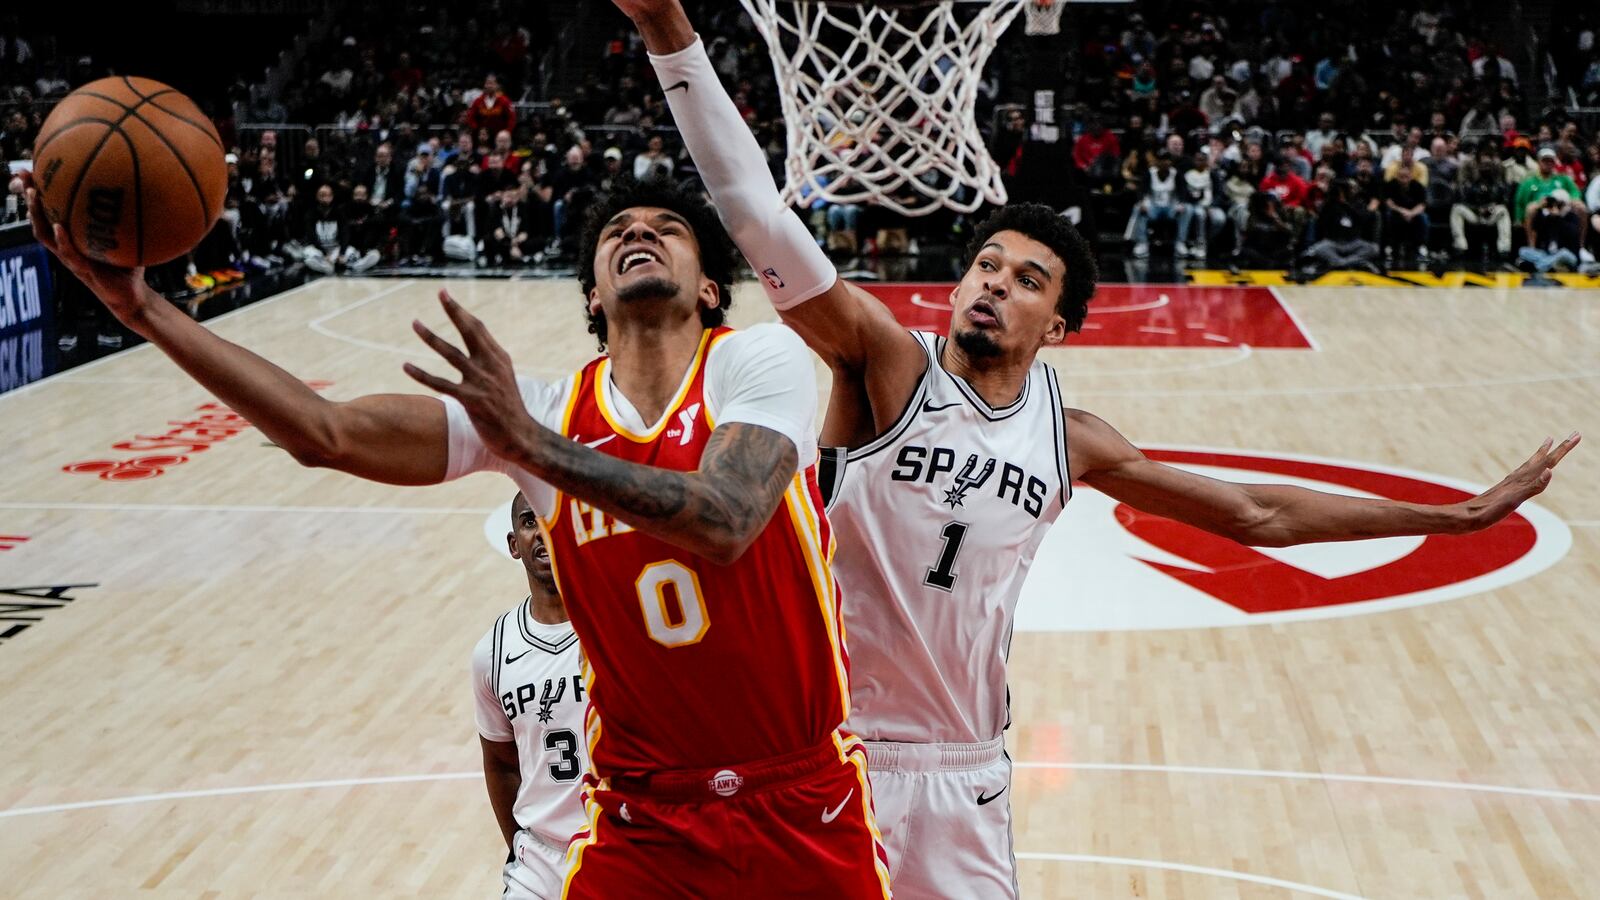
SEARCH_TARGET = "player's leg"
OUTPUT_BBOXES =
[875,743,1018,899]
[503,831,570,900]
[733,742,893,898]
[561,789,737,899]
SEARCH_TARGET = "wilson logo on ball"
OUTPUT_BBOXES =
[84,187,125,255]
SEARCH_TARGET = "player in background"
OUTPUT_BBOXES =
[617,0,1582,895]
[475,493,586,899]
[25,166,890,896]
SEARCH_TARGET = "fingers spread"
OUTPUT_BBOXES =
[1546,431,1582,469]
[438,291,486,351]
[402,362,459,396]
[413,319,469,370]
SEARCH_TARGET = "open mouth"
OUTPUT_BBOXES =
[533,543,550,563]
[967,297,1000,327]
[616,247,663,275]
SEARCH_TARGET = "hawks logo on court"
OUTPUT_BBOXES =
[1017,448,1572,631]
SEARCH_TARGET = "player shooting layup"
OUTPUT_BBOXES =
[25,171,892,893]
[474,493,586,899]
[618,1,1582,895]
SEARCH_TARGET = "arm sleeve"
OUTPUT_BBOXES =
[471,625,514,742]
[440,373,566,517]
[649,36,837,310]
[1587,176,1600,211]
[704,324,819,470]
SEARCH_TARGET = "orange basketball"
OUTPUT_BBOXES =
[32,76,227,268]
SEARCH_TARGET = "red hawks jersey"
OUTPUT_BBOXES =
[533,327,848,775]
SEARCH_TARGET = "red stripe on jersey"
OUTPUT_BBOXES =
[542,327,850,774]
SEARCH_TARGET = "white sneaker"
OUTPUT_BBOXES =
[1132,242,1149,259]
[1582,248,1596,264]
[304,254,335,274]
[1418,247,1430,260]
[350,250,380,273]
[1175,242,1189,258]
[1193,242,1207,259]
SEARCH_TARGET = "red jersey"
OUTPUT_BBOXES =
[541,327,850,776]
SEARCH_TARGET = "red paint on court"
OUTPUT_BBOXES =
[861,283,1313,348]
[1118,449,1536,614]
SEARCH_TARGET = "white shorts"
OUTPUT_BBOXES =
[501,829,570,900]
[865,738,1017,899]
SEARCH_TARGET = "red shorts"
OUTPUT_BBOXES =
[562,733,892,899]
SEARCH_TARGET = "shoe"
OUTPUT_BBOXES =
[1175,241,1189,257]
[350,250,380,273]
[184,273,215,291]
[304,254,335,274]
[97,333,123,348]
[1132,242,1149,259]
[1417,247,1430,261]
[1582,248,1596,264]
[58,334,79,352]
[1193,243,1207,260]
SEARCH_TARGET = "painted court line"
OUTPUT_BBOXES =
[1012,761,1600,804]
[1013,853,1367,900]
[0,502,489,516]
[1268,285,1323,352]
[306,280,419,354]
[0,773,480,819]
[5,761,1596,821]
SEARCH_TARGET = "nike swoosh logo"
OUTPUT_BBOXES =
[664,80,690,94]
[922,400,961,414]
[580,435,616,449]
[976,786,1007,806]
[504,649,532,665]
[820,788,855,824]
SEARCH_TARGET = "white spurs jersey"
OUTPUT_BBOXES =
[472,598,588,849]
[821,331,1071,744]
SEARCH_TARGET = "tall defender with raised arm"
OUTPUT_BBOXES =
[617,0,1582,895]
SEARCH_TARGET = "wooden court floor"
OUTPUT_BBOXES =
[1,277,1597,898]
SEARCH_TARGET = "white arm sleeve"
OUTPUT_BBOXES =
[471,624,514,742]
[704,324,819,469]
[440,374,569,518]
[650,36,837,309]
[1587,176,1600,212]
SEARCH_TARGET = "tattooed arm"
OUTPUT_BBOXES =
[506,421,797,565]
[406,294,811,565]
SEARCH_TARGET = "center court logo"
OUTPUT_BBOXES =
[1017,447,1571,631]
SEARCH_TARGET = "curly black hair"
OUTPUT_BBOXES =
[577,177,739,350]
[964,203,1098,333]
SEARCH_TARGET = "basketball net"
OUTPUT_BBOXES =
[1022,0,1064,36]
[737,0,1028,216]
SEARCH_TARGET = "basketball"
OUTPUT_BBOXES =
[31,76,227,268]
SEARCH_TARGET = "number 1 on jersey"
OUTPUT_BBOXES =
[924,521,969,592]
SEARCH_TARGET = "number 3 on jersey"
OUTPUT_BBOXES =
[635,560,710,647]
[924,521,969,592]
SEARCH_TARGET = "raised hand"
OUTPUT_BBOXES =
[22,173,151,323]
[404,290,540,463]
[1463,433,1582,530]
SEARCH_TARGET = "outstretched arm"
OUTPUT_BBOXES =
[25,180,448,485]
[619,0,924,437]
[1068,409,1579,547]
[408,296,797,565]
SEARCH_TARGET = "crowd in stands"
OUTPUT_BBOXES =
[3,2,1600,284]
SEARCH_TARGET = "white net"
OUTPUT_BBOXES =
[737,0,1029,217]
[1022,0,1064,36]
